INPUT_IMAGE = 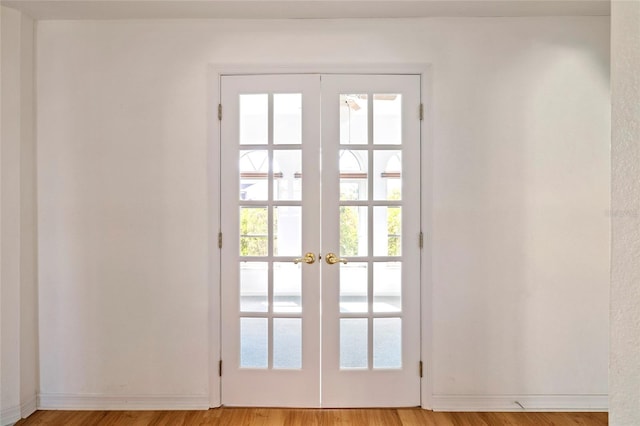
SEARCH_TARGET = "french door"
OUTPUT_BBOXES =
[220,73,421,407]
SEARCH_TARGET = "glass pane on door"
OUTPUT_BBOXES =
[273,318,302,369]
[336,91,405,370]
[240,94,268,145]
[274,94,302,145]
[236,94,306,371]
[340,94,368,145]
[340,262,368,313]
[373,318,402,368]
[240,318,268,368]
[340,319,368,369]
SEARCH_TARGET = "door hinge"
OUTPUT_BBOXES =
[219,360,223,377]
[419,231,424,249]
[218,104,222,121]
[218,232,223,249]
[419,103,424,121]
[419,360,423,378]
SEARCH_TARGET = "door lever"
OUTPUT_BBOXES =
[294,252,316,265]
[325,253,348,265]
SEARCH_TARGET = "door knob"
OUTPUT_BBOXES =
[293,252,316,265]
[325,253,348,265]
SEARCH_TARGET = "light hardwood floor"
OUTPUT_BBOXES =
[15,408,608,425]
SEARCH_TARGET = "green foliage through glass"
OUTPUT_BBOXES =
[240,207,268,256]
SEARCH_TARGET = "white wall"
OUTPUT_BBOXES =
[18,9,38,417]
[36,17,610,410]
[1,7,23,422]
[1,6,37,425]
[610,1,640,425]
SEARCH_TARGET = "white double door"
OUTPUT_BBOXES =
[220,74,421,407]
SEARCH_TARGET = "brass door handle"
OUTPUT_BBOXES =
[325,253,348,265]
[294,252,316,265]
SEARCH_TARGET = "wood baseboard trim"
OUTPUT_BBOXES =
[431,394,608,412]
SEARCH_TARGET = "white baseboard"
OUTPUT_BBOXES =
[37,393,210,411]
[0,394,36,426]
[21,394,37,418]
[432,394,608,412]
[0,404,20,426]
[31,393,608,412]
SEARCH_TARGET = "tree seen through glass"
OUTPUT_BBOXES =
[339,188,401,257]
[239,188,400,257]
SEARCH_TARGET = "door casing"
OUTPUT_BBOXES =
[207,64,434,409]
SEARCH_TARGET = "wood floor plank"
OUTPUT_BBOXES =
[397,409,447,426]
[15,408,608,426]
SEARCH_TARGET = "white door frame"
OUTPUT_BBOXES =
[207,64,433,409]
